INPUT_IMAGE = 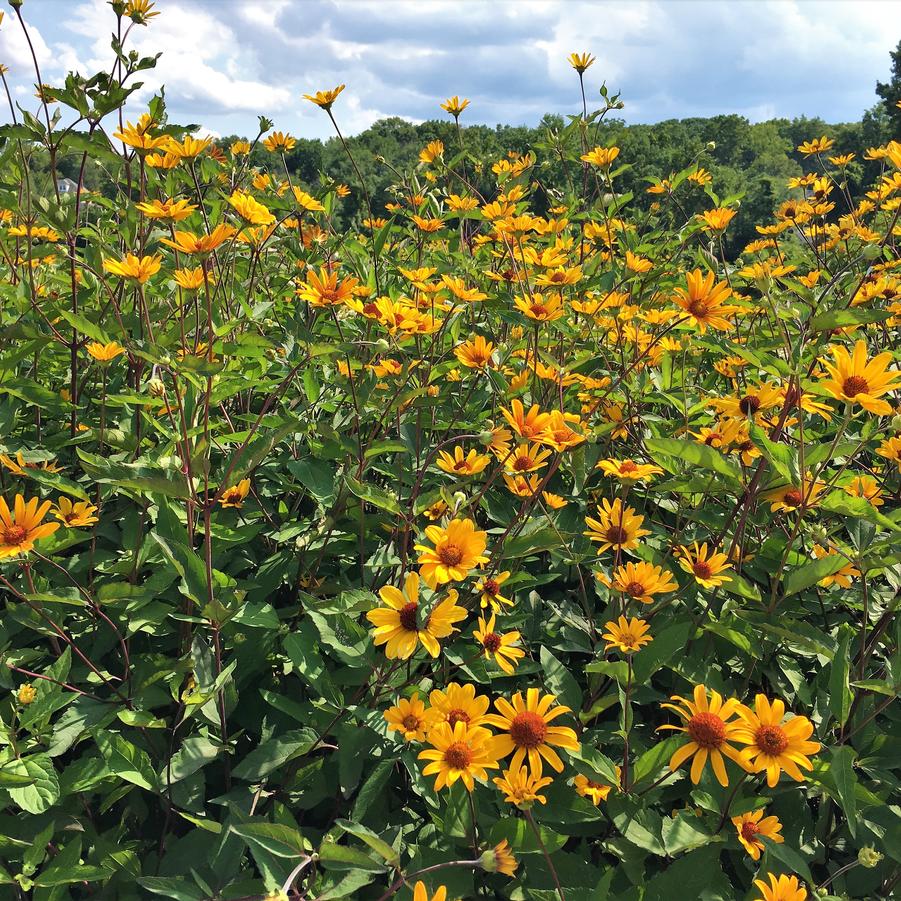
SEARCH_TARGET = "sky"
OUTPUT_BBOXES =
[0,0,899,141]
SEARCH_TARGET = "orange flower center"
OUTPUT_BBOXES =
[783,488,803,507]
[399,602,419,632]
[513,456,532,471]
[438,543,464,566]
[401,714,421,731]
[454,459,471,471]
[3,525,28,546]
[843,375,869,397]
[693,560,713,580]
[605,525,628,545]
[740,821,760,841]
[619,460,638,473]
[624,580,646,598]
[686,711,726,749]
[446,708,471,728]
[687,299,709,317]
[444,741,474,770]
[482,578,499,596]
[755,724,789,755]
[739,395,761,415]
[529,303,548,317]
[509,711,548,748]
[482,632,502,652]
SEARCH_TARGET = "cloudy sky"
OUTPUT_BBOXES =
[0,0,898,140]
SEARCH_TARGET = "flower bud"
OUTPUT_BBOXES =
[707,141,716,150]
[17,684,36,705]
[858,845,883,868]
[147,378,165,397]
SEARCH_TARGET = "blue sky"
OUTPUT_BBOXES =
[1,0,898,140]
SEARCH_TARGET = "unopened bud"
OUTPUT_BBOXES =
[707,141,716,151]
[858,846,883,868]
[147,378,165,397]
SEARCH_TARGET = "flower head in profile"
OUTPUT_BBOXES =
[87,341,125,362]
[486,688,579,774]
[262,131,296,153]
[125,0,159,24]
[113,114,168,152]
[581,146,620,168]
[415,518,488,589]
[732,808,784,860]
[384,693,437,742]
[0,495,60,558]
[52,498,98,527]
[602,616,652,654]
[820,339,901,415]
[658,684,746,786]
[366,572,466,659]
[102,253,162,284]
[455,336,494,369]
[596,458,663,482]
[440,95,470,118]
[228,190,275,226]
[479,840,518,876]
[574,767,620,805]
[418,721,500,791]
[584,498,649,553]
[493,764,554,808]
[134,198,197,222]
[699,207,736,231]
[568,51,596,74]
[164,135,212,159]
[219,479,250,509]
[160,224,237,255]
[474,613,525,674]
[303,84,345,111]
[753,873,808,901]
[608,560,678,604]
[677,542,733,588]
[734,695,821,787]
[797,135,834,156]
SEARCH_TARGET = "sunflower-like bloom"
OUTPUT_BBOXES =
[303,84,345,110]
[820,339,901,415]
[52,498,98,527]
[709,382,783,419]
[412,880,446,901]
[428,682,491,729]
[262,131,296,153]
[440,95,470,117]
[292,187,325,211]
[583,498,649,553]
[732,808,784,860]
[733,695,821,787]
[415,518,488,589]
[366,572,466,659]
[474,613,525,675]
[0,453,61,476]
[296,267,359,307]
[596,458,663,482]
[0,495,60,558]
[219,478,250,508]
[173,267,213,291]
[812,544,860,588]
[454,336,494,369]
[574,767,620,805]
[160,224,237,255]
[485,688,580,775]
[677,542,733,588]
[580,146,620,168]
[113,114,168,152]
[609,560,678,604]
[500,400,551,441]
[436,446,491,477]
[227,190,275,226]
[798,135,834,156]
[658,684,746,785]
[418,722,500,791]
[86,341,125,362]
[602,616,652,654]
[384,693,437,742]
[480,840,518,876]
[698,207,736,231]
[493,764,554,808]
[539,410,586,451]
[513,293,564,322]
[102,253,162,284]
[762,478,827,513]
[845,474,884,507]
[504,443,552,474]
[753,873,808,901]
[567,52,595,73]
[475,570,512,612]
[673,269,736,333]
[876,436,901,471]
[134,198,197,222]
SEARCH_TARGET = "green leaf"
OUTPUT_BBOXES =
[760,836,814,886]
[828,746,858,838]
[232,728,318,781]
[230,822,307,859]
[539,647,582,711]
[95,732,158,792]
[318,840,385,873]
[645,437,743,486]
[828,625,854,728]
[345,474,401,515]
[152,500,210,606]
[783,553,850,596]
[137,877,205,901]
[5,755,60,813]
[810,307,893,331]
[336,820,400,868]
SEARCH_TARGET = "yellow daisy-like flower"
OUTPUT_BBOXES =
[440,95,470,117]
[609,560,678,604]
[435,446,491,477]
[52,497,98,527]
[584,498,650,553]
[474,613,525,675]
[475,570,513,612]
[418,722,500,791]
[366,572,466,659]
[596,458,663,482]
[262,131,296,153]
[160,224,237,255]
[513,293,564,322]
[581,146,620,168]
[733,695,821,787]
[732,808,784,860]
[303,84,345,110]
[86,341,125,362]
[219,479,250,509]
[102,253,162,284]
[412,880,446,901]
[504,443,552,474]
[296,267,359,307]
[677,542,733,588]
[876,436,901,471]
[384,693,437,742]
[762,478,826,513]
[798,135,834,156]
[500,400,552,441]
[698,207,736,231]
[493,764,554,808]
[568,51,596,73]
[481,840,518,876]
[673,269,736,333]
[454,335,494,369]
[415,518,489,589]
[753,873,808,901]
[428,682,491,729]
[0,495,60,558]
[134,197,197,222]
[820,339,901,415]
[658,684,746,786]
[485,688,580,775]
[574,767,620,805]
[602,615,652,654]
[227,189,275,226]
[812,544,860,588]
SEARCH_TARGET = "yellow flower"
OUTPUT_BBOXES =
[734,695,820,787]
[539,410,586,452]
[596,458,663,482]
[797,135,834,156]
[500,400,551,441]
[303,84,345,110]
[677,542,732,588]
[412,882,446,901]
[419,140,444,164]
[493,765,554,808]
[383,693,437,742]
[624,250,653,273]
[504,443,552,474]
[0,453,61,476]
[574,767,620,805]
[455,336,494,369]
[473,570,511,612]
[474,612,525,674]
[812,544,859,588]
[219,479,250,508]
[134,198,197,222]
[820,339,901,415]
[440,95,470,117]
[415,518,488,589]
[164,135,212,159]
[732,808,784,860]
[428,682,491,729]
[52,497,98,527]
[366,572,466,658]
[262,131,296,153]
[568,52,596,73]
[102,253,162,284]
[113,115,168,152]
[227,189,275,225]
[441,275,487,302]
[17,683,37,705]
[699,207,736,231]
[658,684,746,786]
[584,498,649,553]
[480,840,517,876]
[291,187,325,212]
[581,146,620,168]
[673,269,736,332]
[876,435,901,471]
[125,0,159,24]
[435,446,491,477]
[160,224,237,255]
[230,140,250,155]
[296,267,359,306]
[513,293,564,322]
[87,341,125,362]
[602,615,652,653]
[485,688,579,775]
[762,477,826,513]
[609,561,678,603]
[173,267,212,291]
[542,491,568,509]
[753,873,808,901]
[418,722,500,791]
[0,495,60,558]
